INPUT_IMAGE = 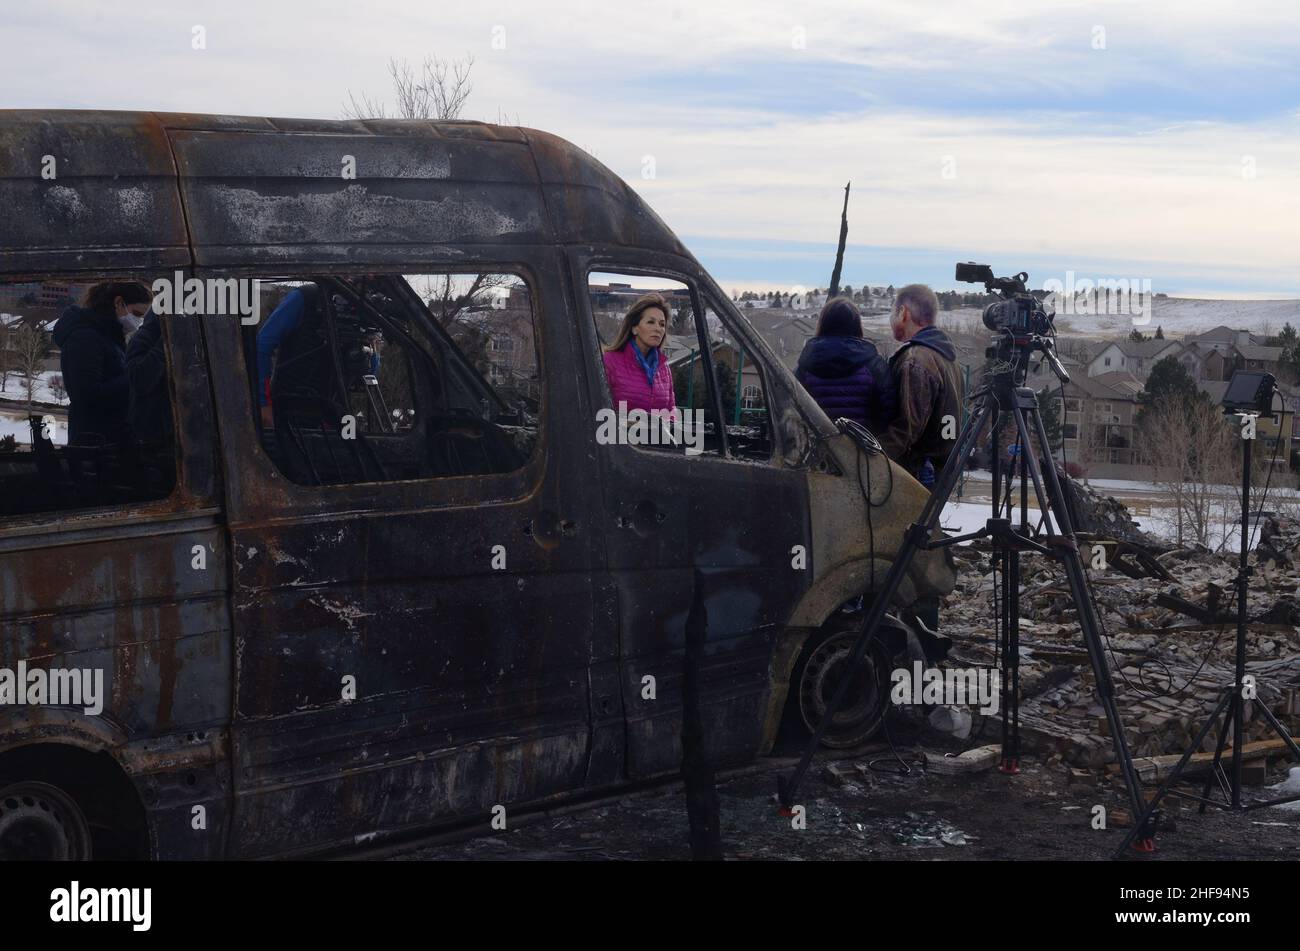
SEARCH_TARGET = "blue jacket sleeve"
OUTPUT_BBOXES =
[255,289,305,405]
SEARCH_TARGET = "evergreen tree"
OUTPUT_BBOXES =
[1037,387,1063,453]
[1137,355,1204,430]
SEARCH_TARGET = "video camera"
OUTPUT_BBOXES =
[957,262,1068,386]
[956,262,1054,337]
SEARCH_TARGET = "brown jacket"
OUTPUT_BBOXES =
[878,327,963,476]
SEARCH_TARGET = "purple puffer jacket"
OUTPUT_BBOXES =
[795,335,897,433]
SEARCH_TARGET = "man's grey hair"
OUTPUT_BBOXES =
[894,284,939,327]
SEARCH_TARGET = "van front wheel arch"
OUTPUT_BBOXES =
[0,780,93,861]
[790,619,895,749]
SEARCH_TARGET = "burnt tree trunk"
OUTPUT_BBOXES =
[828,181,850,298]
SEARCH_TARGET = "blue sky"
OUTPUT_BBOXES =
[3,0,1297,297]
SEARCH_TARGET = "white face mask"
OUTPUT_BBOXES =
[119,311,144,333]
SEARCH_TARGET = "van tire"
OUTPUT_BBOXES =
[792,621,893,750]
[0,781,93,861]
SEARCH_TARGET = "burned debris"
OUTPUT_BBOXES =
[935,492,1300,773]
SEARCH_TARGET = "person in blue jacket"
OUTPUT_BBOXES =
[256,285,382,429]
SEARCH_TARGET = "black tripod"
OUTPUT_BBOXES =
[1114,402,1300,857]
[778,326,1152,849]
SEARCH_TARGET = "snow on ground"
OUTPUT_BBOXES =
[961,468,1300,501]
[0,410,68,445]
[940,497,1264,552]
[0,370,69,406]
[944,469,1280,552]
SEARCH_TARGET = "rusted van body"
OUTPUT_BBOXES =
[0,111,955,859]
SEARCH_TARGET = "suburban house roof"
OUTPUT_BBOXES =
[1234,344,1284,362]
[1088,370,1146,397]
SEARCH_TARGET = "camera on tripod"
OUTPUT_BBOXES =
[956,262,1054,337]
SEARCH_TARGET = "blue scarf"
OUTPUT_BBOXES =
[631,342,660,386]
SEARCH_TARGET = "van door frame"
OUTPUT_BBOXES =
[200,251,608,856]
[568,246,813,779]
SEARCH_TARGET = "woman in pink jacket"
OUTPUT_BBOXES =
[601,293,678,420]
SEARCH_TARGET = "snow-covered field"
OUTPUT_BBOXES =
[1055,297,1300,339]
[933,298,1300,340]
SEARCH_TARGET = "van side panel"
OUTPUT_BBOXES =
[0,308,232,860]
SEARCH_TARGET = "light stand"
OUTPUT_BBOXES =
[1114,371,1300,857]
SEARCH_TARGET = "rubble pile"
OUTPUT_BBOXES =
[936,511,1300,770]
[1061,476,1163,547]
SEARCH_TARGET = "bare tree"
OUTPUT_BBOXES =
[343,55,475,121]
[47,373,67,404]
[11,322,51,413]
[406,272,514,372]
[0,326,12,392]
[1142,394,1236,548]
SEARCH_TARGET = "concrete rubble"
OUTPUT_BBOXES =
[935,482,1300,775]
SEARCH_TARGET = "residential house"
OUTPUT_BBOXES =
[1085,338,1182,379]
[1056,370,1143,477]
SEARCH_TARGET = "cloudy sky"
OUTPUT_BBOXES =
[5,0,1298,297]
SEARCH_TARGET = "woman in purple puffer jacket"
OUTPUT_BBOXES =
[795,296,897,434]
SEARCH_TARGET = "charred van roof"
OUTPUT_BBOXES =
[0,110,690,273]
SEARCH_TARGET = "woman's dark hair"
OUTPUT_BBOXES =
[81,280,153,314]
[604,292,672,352]
[815,296,863,338]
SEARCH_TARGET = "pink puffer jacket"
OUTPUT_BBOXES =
[602,344,678,418]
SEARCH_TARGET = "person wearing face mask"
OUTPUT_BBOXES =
[53,280,153,445]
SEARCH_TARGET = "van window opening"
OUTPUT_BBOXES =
[0,276,177,518]
[240,271,540,487]
[587,270,773,462]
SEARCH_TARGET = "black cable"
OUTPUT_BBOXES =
[867,707,927,775]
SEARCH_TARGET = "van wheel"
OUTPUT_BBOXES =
[794,625,893,749]
[0,781,93,860]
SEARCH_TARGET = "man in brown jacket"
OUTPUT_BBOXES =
[879,283,963,637]
[878,284,963,482]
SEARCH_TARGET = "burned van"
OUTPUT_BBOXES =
[0,111,954,859]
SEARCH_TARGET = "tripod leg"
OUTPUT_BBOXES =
[999,544,1010,762]
[1199,695,1235,814]
[1012,445,1027,767]
[1002,543,1021,773]
[1015,401,1146,821]
[1250,697,1300,760]
[1113,686,1232,857]
[778,396,997,808]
